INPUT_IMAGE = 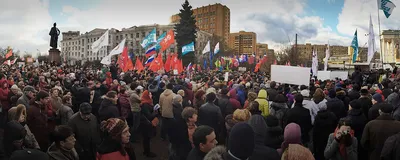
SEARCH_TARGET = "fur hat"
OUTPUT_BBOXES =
[100,118,128,140]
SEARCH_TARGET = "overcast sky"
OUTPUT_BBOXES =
[1,0,399,56]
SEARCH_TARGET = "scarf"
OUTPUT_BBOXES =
[333,128,354,160]
[140,90,153,106]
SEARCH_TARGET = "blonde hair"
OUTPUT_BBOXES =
[233,109,252,122]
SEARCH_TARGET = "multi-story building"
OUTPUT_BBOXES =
[61,24,212,64]
[381,30,400,64]
[170,3,230,44]
[256,43,268,57]
[228,31,257,56]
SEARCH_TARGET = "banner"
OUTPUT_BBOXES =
[182,42,195,55]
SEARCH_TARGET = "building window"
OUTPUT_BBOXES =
[116,36,119,40]
[131,34,133,38]
[125,34,127,38]
[142,32,145,37]
[204,18,208,23]
[136,33,139,38]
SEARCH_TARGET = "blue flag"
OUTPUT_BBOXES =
[210,51,213,69]
[182,42,195,55]
[203,58,207,70]
[141,28,157,48]
[378,0,396,18]
[351,30,358,63]
[155,32,166,51]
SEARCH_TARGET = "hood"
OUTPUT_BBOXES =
[163,89,174,97]
[248,115,267,143]
[47,143,78,160]
[204,146,226,160]
[0,79,8,89]
[229,89,238,100]
[257,89,268,99]
[148,84,158,93]
[8,105,26,122]
[97,138,123,155]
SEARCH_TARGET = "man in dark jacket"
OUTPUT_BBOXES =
[369,93,386,121]
[359,88,373,119]
[326,89,346,119]
[198,92,223,142]
[187,126,217,160]
[16,85,36,109]
[361,103,400,160]
[267,81,278,102]
[68,103,101,160]
[348,84,361,101]
[98,91,120,122]
[284,94,312,146]
[381,132,400,160]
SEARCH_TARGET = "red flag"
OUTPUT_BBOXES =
[248,56,255,64]
[149,54,164,72]
[164,54,172,72]
[160,30,175,53]
[178,59,184,74]
[134,57,144,73]
[117,47,130,71]
[5,49,12,59]
[254,62,261,72]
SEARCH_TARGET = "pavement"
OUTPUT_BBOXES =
[132,127,170,160]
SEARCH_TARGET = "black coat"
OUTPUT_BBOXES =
[313,109,337,160]
[382,88,393,99]
[284,104,312,144]
[347,108,368,160]
[359,96,373,120]
[326,97,347,119]
[381,133,400,160]
[216,95,233,118]
[264,126,283,150]
[348,90,361,101]
[368,102,387,121]
[98,98,120,122]
[266,88,278,102]
[168,103,191,159]
[186,148,206,160]
[198,102,223,137]
[140,103,157,137]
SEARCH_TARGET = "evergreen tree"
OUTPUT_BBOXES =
[174,0,197,66]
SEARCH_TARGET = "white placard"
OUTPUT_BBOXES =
[173,69,178,75]
[330,71,348,80]
[318,71,331,81]
[238,67,246,72]
[271,65,311,86]
[224,72,229,81]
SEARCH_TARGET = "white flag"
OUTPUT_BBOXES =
[214,42,220,54]
[202,41,210,54]
[109,38,126,56]
[324,45,330,71]
[91,30,109,53]
[101,55,112,65]
[312,49,318,77]
[368,15,376,64]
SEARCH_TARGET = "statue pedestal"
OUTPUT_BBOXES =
[48,48,61,65]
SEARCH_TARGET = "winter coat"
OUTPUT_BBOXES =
[237,88,246,107]
[56,104,73,125]
[8,105,40,150]
[68,112,101,160]
[337,93,351,112]
[264,126,284,150]
[248,115,280,160]
[184,88,194,106]
[269,102,288,127]
[313,110,338,160]
[316,98,328,111]
[47,142,79,160]
[0,79,10,111]
[148,84,163,106]
[159,89,175,118]
[228,89,242,111]
[324,133,358,160]
[255,89,269,117]
[198,102,223,137]
[361,115,400,160]
[186,148,207,160]
[140,103,157,138]
[17,94,32,109]
[98,98,120,122]
[347,108,368,160]
[118,93,131,119]
[96,138,136,160]
[27,102,53,151]
[381,132,400,160]
[386,92,400,120]
[266,88,279,102]
[168,103,191,159]
[348,90,361,101]
[359,96,372,119]
[300,99,319,124]
[284,103,312,144]
[326,97,347,119]
[129,91,141,113]
[382,88,393,99]
[50,96,63,114]
[217,94,233,118]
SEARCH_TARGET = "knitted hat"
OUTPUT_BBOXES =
[372,93,383,103]
[100,118,128,140]
[228,122,255,160]
[283,123,301,146]
[349,100,362,109]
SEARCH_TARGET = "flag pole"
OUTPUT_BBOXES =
[377,1,384,68]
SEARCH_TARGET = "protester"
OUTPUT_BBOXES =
[187,125,217,160]
[248,115,280,160]
[324,118,358,160]
[264,115,283,150]
[139,90,157,158]
[98,91,120,122]
[57,95,74,125]
[254,89,269,117]
[181,107,198,146]
[47,125,79,160]
[8,104,40,150]
[198,92,223,141]
[284,94,312,146]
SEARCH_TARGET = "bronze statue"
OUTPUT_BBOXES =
[49,23,60,49]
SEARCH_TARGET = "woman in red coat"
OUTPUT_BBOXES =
[97,118,136,160]
[0,79,10,112]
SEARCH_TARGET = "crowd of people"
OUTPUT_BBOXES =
[0,61,400,160]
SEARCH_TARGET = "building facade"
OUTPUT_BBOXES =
[256,43,268,57]
[171,3,230,45]
[228,31,257,55]
[381,30,400,64]
[61,24,212,64]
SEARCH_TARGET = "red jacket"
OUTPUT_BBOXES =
[0,79,10,111]
[96,152,129,160]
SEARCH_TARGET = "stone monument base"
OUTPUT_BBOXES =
[48,48,61,65]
